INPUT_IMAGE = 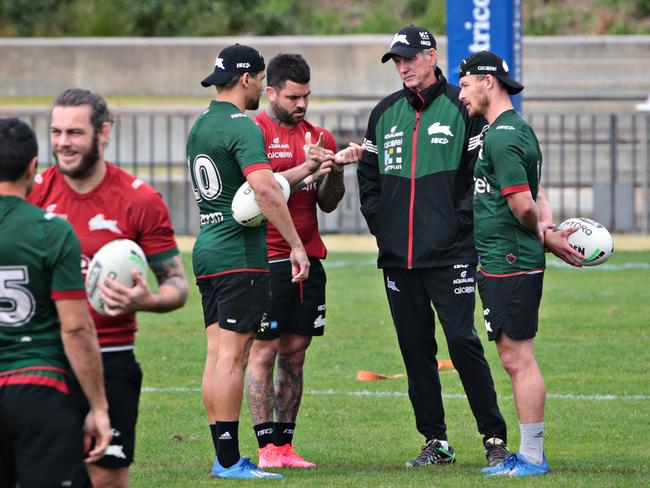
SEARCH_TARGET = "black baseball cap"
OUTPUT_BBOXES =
[201,43,266,87]
[381,25,436,63]
[459,50,524,95]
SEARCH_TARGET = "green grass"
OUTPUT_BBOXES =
[132,250,650,486]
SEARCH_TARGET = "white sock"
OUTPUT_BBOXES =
[519,422,544,465]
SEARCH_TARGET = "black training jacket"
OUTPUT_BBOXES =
[357,67,487,269]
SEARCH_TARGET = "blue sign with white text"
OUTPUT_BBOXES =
[446,0,523,110]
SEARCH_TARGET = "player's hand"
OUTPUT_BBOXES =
[537,220,555,245]
[544,225,584,267]
[83,408,112,463]
[289,244,310,283]
[303,131,334,174]
[99,269,154,315]
[334,142,366,166]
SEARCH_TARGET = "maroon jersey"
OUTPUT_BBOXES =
[27,163,179,349]
[255,112,337,260]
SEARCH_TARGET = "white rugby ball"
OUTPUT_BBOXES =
[231,173,290,227]
[555,217,614,266]
[85,239,148,316]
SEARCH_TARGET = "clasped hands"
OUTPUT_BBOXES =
[303,131,366,178]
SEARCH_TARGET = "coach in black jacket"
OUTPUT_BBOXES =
[357,25,508,469]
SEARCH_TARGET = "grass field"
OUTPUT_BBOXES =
[132,247,650,487]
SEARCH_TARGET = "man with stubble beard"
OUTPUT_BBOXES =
[28,88,189,488]
[247,53,364,470]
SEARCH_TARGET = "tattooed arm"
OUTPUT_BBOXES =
[98,254,188,315]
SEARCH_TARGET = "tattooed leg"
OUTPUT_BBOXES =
[275,334,312,422]
[246,338,279,425]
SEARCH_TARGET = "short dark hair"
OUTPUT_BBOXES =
[0,118,38,182]
[266,54,310,89]
[53,88,113,133]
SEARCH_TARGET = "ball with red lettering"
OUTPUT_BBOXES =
[555,217,614,266]
[85,239,148,315]
[231,173,290,227]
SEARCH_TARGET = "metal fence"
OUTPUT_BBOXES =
[7,108,650,235]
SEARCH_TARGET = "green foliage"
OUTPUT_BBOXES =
[129,249,650,485]
[8,0,644,37]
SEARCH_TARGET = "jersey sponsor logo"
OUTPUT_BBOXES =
[506,253,517,264]
[34,173,43,184]
[427,122,454,137]
[474,176,491,194]
[386,276,400,292]
[273,137,280,144]
[384,127,404,140]
[454,285,475,295]
[88,213,123,234]
[453,277,474,285]
[383,145,403,171]
[313,314,325,328]
[131,178,144,189]
[230,113,247,119]
[200,211,224,226]
[390,33,409,46]
[383,126,404,171]
[495,125,515,130]
[267,151,293,159]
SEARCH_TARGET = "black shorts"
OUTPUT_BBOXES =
[256,258,327,341]
[476,271,544,341]
[94,350,143,468]
[197,271,270,333]
[0,383,91,487]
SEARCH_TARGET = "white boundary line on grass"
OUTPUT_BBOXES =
[141,387,649,401]
[324,259,650,271]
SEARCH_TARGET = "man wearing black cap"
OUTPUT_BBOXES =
[188,43,331,479]
[459,50,581,477]
[357,26,509,469]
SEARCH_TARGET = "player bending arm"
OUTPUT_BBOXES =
[99,254,188,315]
[247,168,310,283]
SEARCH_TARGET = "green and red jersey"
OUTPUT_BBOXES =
[0,195,85,393]
[187,100,272,278]
[473,109,545,276]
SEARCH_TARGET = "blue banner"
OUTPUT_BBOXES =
[446,0,523,110]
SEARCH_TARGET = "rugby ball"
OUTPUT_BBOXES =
[231,173,290,227]
[85,239,148,316]
[555,217,614,266]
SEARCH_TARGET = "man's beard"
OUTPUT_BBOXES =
[470,92,489,118]
[53,134,100,180]
[271,101,304,125]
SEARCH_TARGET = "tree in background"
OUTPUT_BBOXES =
[0,0,648,37]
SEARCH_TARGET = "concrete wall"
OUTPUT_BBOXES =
[2,35,649,102]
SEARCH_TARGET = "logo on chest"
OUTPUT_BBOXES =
[88,213,123,234]
[267,137,292,160]
[428,122,454,145]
